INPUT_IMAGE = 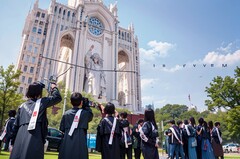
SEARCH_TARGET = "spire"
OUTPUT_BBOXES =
[49,0,56,14]
[109,1,118,17]
[34,0,39,9]
[68,0,84,8]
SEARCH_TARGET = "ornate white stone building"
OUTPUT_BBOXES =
[16,0,142,112]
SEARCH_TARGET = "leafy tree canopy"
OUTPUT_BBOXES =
[0,65,23,128]
[205,66,240,110]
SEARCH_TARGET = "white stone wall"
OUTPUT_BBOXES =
[16,0,142,112]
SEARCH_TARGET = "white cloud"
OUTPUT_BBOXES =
[140,40,175,63]
[139,48,156,62]
[218,43,233,53]
[141,78,158,90]
[148,40,175,57]
[160,65,183,73]
[203,50,240,66]
[155,43,240,72]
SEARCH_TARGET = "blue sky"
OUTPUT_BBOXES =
[0,0,240,111]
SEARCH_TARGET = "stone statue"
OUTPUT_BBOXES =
[84,45,106,97]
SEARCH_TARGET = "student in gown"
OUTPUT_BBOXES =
[10,82,62,159]
[139,108,159,159]
[97,102,121,159]
[182,120,189,159]
[0,110,16,151]
[58,92,93,159]
[119,112,132,159]
[212,122,224,159]
[177,120,185,159]
[200,121,215,159]
[166,120,180,159]
[196,118,204,159]
[132,119,144,159]
[185,117,197,159]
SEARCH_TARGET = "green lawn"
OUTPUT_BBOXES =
[0,151,101,159]
[1,151,240,159]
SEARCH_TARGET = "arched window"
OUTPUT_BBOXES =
[67,11,70,21]
[118,30,121,39]
[124,32,126,41]
[59,8,62,14]
[54,6,57,13]
[63,10,66,16]
[32,27,37,33]
[72,13,75,23]
[122,32,124,40]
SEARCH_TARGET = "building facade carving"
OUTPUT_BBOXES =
[16,0,142,112]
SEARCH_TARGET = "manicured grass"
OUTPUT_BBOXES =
[225,155,240,159]
[1,151,239,159]
[0,151,102,159]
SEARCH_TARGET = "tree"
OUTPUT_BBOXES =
[179,108,200,121]
[0,65,23,128]
[205,66,240,143]
[226,107,240,143]
[158,104,188,119]
[205,67,240,111]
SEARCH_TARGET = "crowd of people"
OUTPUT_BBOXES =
[165,117,224,159]
[0,81,224,159]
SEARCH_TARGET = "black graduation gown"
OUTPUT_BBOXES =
[132,123,141,149]
[141,121,159,159]
[58,107,93,159]
[98,116,121,159]
[10,88,62,159]
[2,117,15,150]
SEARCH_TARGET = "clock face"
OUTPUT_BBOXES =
[88,17,104,36]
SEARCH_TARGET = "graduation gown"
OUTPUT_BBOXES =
[141,121,159,159]
[98,116,121,159]
[58,107,93,159]
[10,88,62,159]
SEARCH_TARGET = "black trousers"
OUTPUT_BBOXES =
[120,145,132,159]
[134,148,141,159]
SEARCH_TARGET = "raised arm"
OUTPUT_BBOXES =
[42,83,62,108]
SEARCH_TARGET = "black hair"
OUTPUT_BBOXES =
[184,119,189,125]
[208,121,214,129]
[8,110,16,117]
[26,82,43,99]
[168,119,175,125]
[70,92,83,107]
[198,117,204,125]
[203,121,208,130]
[120,112,128,119]
[215,121,221,127]
[144,108,158,129]
[177,120,183,126]
[189,117,196,126]
[104,102,115,115]
[137,119,144,124]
